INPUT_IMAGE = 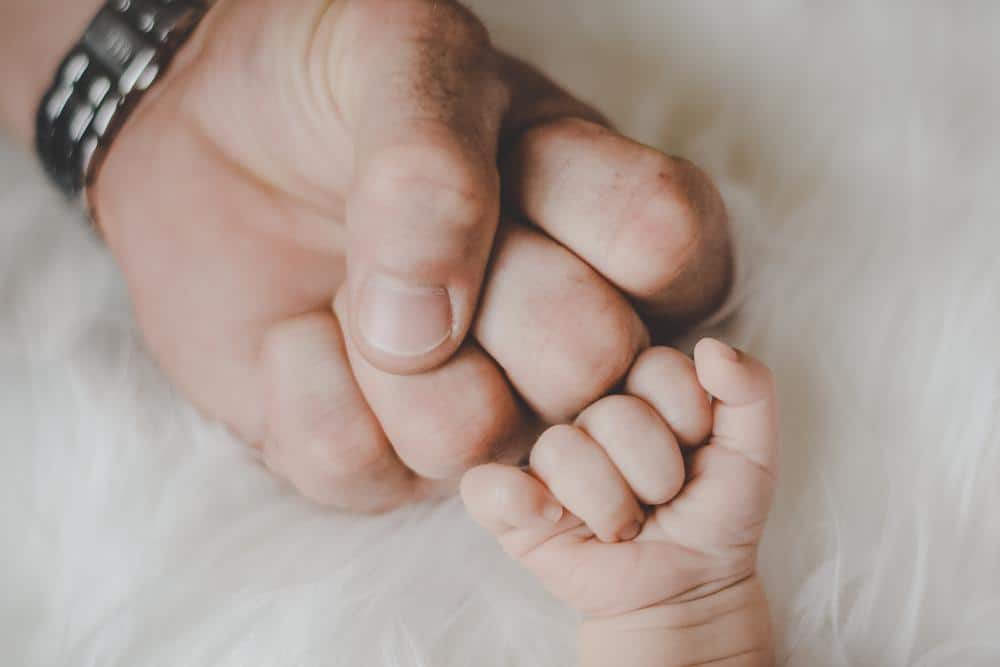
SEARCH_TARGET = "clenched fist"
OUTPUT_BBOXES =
[2,0,733,510]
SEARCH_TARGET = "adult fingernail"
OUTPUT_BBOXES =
[358,274,452,357]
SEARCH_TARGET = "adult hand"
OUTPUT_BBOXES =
[89,0,732,510]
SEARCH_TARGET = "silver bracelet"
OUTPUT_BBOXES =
[36,0,208,207]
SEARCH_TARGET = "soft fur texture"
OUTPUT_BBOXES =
[2,3,999,665]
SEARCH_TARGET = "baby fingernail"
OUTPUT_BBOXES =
[541,501,564,524]
[714,339,741,362]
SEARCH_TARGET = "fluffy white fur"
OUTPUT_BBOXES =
[2,3,999,665]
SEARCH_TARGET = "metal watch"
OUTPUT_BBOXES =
[36,0,208,204]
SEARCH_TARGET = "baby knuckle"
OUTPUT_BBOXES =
[672,379,713,433]
[530,425,580,469]
[629,346,678,386]
[632,347,712,442]
[578,394,634,426]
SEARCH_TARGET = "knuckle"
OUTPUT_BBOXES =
[635,344,692,370]
[580,394,638,424]
[263,319,393,487]
[553,301,647,412]
[401,425,492,479]
[298,405,390,481]
[359,142,496,233]
[607,154,705,299]
[396,371,518,479]
[676,399,712,443]
[272,400,384,484]
[529,427,564,470]
[633,347,701,393]
[530,424,583,470]
[427,1,491,49]
[630,347,712,444]
[531,116,609,145]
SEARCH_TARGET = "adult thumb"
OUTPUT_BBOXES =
[337,0,507,374]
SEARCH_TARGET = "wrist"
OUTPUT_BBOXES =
[0,0,105,147]
[578,577,774,667]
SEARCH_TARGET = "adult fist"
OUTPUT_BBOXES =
[92,0,732,510]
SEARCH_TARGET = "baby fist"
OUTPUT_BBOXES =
[462,340,779,665]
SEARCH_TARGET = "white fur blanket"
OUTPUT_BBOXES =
[3,3,999,665]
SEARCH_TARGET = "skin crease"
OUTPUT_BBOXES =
[463,339,779,666]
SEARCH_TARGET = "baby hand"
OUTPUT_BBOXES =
[461,339,778,666]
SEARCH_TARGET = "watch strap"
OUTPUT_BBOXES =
[36,0,208,202]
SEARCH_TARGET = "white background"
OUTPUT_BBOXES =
[2,3,999,665]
